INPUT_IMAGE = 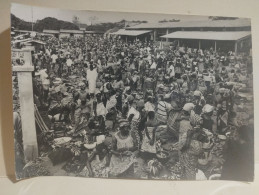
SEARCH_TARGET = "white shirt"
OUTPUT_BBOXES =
[38,69,48,83]
[66,59,73,67]
[169,65,175,77]
[127,106,140,121]
[51,54,58,63]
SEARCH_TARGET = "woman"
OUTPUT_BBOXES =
[127,100,141,146]
[179,103,194,151]
[140,111,158,160]
[109,120,136,178]
[201,104,215,133]
[167,100,182,141]
[156,95,172,124]
[179,128,207,180]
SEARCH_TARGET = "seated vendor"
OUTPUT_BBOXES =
[108,120,137,178]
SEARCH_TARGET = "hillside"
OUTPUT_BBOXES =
[11,14,79,32]
[11,14,148,33]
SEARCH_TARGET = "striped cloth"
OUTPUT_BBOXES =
[156,101,171,123]
[190,110,203,127]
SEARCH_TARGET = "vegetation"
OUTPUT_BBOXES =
[208,16,239,20]
[11,14,79,32]
[158,19,180,23]
[11,14,149,33]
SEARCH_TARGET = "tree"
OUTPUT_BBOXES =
[159,19,180,23]
[208,16,239,20]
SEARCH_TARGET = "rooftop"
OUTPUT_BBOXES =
[59,29,84,34]
[127,18,251,29]
[43,29,59,34]
[110,29,152,36]
[161,31,251,41]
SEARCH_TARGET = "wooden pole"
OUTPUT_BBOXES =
[199,40,201,50]
[214,41,217,52]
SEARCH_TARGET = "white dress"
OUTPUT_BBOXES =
[87,68,98,93]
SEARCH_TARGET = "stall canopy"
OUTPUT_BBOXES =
[161,31,251,41]
[110,29,152,36]
[13,38,46,45]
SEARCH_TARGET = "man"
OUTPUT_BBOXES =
[66,56,73,75]
[87,64,98,97]
[51,53,58,64]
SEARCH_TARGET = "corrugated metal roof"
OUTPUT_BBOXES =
[60,29,84,34]
[43,29,59,34]
[127,18,251,29]
[110,29,152,36]
[161,31,251,41]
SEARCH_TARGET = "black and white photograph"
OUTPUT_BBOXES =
[11,3,254,181]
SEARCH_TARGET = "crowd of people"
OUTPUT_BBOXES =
[13,33,254,181]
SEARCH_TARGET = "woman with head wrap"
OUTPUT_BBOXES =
[108,120,136,178]
[178,103,195,151]
[201,104,215,133]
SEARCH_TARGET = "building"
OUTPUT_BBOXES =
[126,18,251,41]
[110,29,152,42]
[59,29,84,39]
[125,18,252,53]
[42,30,60,38]
[42,29,104,39]
[161,31,251,53]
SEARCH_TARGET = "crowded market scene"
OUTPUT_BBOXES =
[11,8,254,181]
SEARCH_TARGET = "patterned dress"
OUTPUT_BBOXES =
[180,140,203,180]
[109,132,135,177]
[127,107,141,148]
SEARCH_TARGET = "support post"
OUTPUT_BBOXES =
[199,40,201,50]
[214,41,217,52]
[12,49,38,163]
[234,41,238,54]
[166,29,169,42]
[154,30,157,42]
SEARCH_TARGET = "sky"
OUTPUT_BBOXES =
[11,3,210,25]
